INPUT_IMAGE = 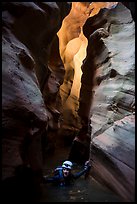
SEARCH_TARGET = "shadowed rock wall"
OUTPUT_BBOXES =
[86,3,135,138]
[2,2,135,202]
[2,3,71,199]
[84,3,135,202]
[91,114,135,202]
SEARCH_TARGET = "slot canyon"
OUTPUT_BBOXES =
[2,2,135,202]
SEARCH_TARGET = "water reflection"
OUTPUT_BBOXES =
[40,174,121,202]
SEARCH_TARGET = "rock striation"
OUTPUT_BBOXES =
[2,2,135,202]
[90,114,135,201]
[85,3,135,202]
[2,1,71,186]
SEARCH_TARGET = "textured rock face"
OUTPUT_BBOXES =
[88,4,135,139]
[78,3,135,130]
[57,2,123,132]
[2,2,135,202]
[2,2,71,181]
[90,114,135,202]
[86,3,135,202]
[57,2,135,201]
[58,2,92,132]
[2,26,48,179]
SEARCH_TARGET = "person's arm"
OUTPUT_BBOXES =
[43,174,60,183]
[73,161,91,179]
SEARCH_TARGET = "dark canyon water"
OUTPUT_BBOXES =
[39,147,122,202]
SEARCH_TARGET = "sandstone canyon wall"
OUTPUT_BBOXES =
[2,2,135,202]
[82,3,135,202]
[58,2,135,201]
[2,2,71,199]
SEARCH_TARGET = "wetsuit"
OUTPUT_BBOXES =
[43,165,91,186]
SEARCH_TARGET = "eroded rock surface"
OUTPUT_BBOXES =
[2,2,135,202]
[2,2,71,191]
[85,3,135,201]
[90,114,135,202]
[64,2,135,201]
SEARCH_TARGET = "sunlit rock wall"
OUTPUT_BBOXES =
[58,2,91,134]
[58,2,119,135]
[57,2,135,201]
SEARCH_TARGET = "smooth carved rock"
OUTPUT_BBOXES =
[90,3,135,139]
[122,2,135,21]
[78,26,109,124]
[2,28,48,180]
[88,3,135,202]
[90,114,135,202]
[2,2,71,183]
[18,49,35,70]
[58,3,95,131]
